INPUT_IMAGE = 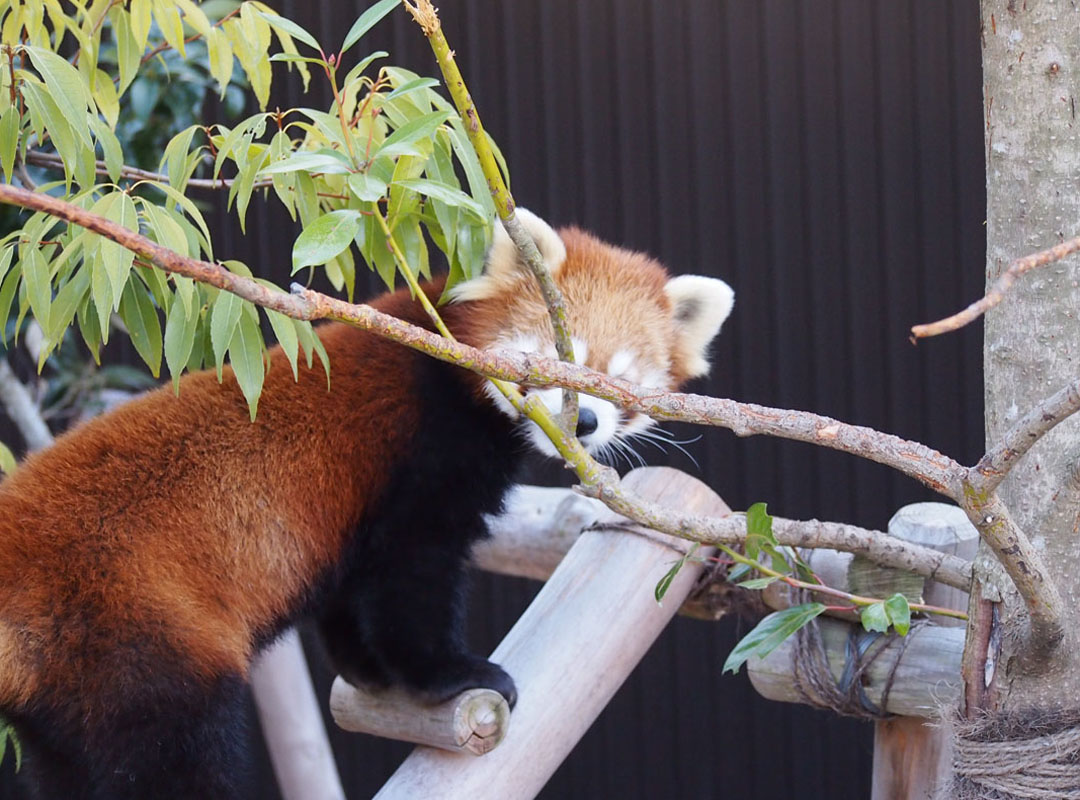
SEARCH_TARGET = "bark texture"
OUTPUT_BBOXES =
[981,0,1080,707]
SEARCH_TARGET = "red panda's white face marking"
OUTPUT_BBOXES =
[454,209,734,462]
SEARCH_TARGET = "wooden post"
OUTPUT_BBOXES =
[250,629,346,800]
[871,503,978,800]
[372,467,729,800]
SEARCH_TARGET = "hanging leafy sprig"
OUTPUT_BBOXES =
[653,502,963,674]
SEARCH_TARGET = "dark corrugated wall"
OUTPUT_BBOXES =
[1,1,986,799]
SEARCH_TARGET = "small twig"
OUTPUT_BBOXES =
[23,149,272,191]
[970,375,1080,495]
[139,6,241,67]
[731,549,968,621]
[14,157,37,191]
[911,233,1080,339]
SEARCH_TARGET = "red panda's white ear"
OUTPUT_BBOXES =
[449,209,566,302]
[664,275,735,378]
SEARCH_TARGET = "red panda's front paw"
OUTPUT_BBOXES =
[417,654,518,709]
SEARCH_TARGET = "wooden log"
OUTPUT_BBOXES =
[372,467,730,799]
[250,629,346,800]
[330,683,510,756]
[871,503,978,800]
[471,486,604,581]
[746,616,965,717]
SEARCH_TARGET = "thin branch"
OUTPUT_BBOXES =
[405,0,579,430]
[970,375,1080,495]
[957,484,1064,652]
[578,475,973,590]
[23,150,255,191]
[911,233,1080,339]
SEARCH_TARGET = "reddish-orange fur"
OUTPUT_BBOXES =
[0,283,484,719]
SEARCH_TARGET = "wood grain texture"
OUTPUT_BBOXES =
[330,683,510,756]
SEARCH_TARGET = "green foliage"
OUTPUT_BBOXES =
[654,542,700,604]
[719,503,914,676]
[0,0,497,420]
[722,603,827,675]
[0,714,20,773]
[861,593,912,636]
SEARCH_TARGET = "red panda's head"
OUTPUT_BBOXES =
[450,209,734,460]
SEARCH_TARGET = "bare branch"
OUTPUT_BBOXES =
[476,485,974,590]
[971,375,1080,495]
[578,473,973,590]
[24,149,249,191]
[958,485,1064,651]
[911,233,1080,339]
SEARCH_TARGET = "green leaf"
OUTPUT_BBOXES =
[737,576,780,590]
[264,308,300,380]
[41,264,90,360]
[207,28,234,97]
[0,106,20,184]
[163,291,198,391]
[87,114,123,183]
[447,124,495,221]
[0,441,15,474]
[860,602,889,634]
[292,209,363,273]
[91,68,120,128]
[727,562,751,583]
[118,276,162,377]
[90,192,138,318]
[229,307,264,421]
[258,11,321,52]
[653,543,699,604]
[210,291,242,380]
[21,247,51,335]
[339,50,389,90]
[25,46,92,132]
[347,172,387,202]
[143,181,213,259]
[375,110,453,161]
[160,125,201,192]
[395,178,487,220]
[884,593,912,636]
[722,603,827,675]
[153,0,187,58]
[385,77,440,103]
[259,151,353,176]
[130,0,153,52]
[340,0,401,55]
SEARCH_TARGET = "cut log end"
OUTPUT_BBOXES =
[329,679,511,756]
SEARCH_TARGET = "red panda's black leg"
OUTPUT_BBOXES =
[321,541,517,708]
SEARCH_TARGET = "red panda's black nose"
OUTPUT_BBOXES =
[575,407,599,438]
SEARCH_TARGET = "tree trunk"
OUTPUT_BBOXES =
[978,0,1080,715]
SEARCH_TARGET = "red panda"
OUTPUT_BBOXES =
[0,210,733,799]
